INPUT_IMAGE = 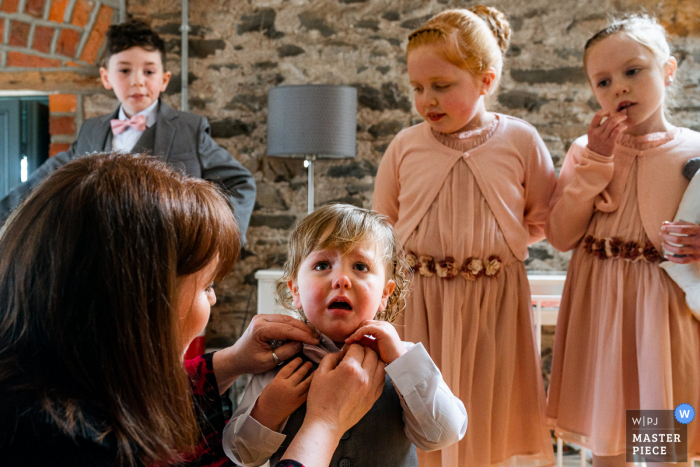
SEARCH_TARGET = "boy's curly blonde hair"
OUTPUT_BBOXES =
[275,204,411,324]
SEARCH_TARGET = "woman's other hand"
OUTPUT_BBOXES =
[661,221,700,264]
[212,314,319,393]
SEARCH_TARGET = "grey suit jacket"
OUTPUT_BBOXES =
[0,100,256,243]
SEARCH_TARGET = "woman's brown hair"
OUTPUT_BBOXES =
[0,153,240,466]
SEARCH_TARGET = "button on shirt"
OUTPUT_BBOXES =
[111,100,158,153]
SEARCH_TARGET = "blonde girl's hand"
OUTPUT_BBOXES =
[250,357,314,431]
[586,110,627,157]
[661,221,700,264]
[344,320,406,365]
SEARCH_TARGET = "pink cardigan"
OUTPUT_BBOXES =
[546,129,700,253]
[373,116,556,262]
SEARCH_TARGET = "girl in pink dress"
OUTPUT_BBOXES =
[373,6,556,467]
[546,16,700,466]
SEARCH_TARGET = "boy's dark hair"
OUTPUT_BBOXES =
[104,19,166,66]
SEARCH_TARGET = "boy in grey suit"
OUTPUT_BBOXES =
[0,20,256,243]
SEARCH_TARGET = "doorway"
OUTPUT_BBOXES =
[0,96,50,198]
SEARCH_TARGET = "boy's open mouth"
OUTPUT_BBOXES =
[328,300,352,311]
[617,101,635,112]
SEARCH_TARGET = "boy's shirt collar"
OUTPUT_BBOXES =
[302,333,341,363]
[117,99,159,128]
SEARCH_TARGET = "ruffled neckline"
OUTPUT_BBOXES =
[431,116,500,152]
[617,127,679,150]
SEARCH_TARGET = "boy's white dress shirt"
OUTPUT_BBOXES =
[222,334,468,467]
[111,100,158,153]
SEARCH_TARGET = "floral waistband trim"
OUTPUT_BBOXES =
[405,253,502,280]
[582,235,660,262]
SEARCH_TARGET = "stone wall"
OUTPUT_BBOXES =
[4,0,700,347]
[130,0,700,347]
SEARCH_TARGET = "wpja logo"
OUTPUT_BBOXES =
[625,405,693,462]
[675,404,695,424]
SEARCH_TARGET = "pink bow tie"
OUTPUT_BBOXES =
[110,114,147,135]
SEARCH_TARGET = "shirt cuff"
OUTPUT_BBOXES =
[583,145,614,163]
[232,394,287,462]
[385,342,437,391]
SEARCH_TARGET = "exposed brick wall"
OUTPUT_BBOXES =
[0,0,20,14]
[47,93,80,155]
[0,0,118,69]
[49,92,77,111]
[0,1,121,150]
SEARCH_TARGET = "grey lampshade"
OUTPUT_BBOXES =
[267,85,357,159]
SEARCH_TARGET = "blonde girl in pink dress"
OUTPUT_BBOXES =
[546,16,700,467]
[373,6,556,467]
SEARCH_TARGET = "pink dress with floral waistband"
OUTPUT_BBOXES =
[546,130,700,458]
[379,118,555,467]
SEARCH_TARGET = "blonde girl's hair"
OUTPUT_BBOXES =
[407,6,511,94]
[275,204,411,324]
[584,15,671,71]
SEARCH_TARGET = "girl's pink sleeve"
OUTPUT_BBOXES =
[545,141,614,252]
[523,133,557,244]
[372,136,402,226]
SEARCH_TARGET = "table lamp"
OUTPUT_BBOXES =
[267,84,357,213]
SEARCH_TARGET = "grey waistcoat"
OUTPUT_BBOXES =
[269,352,418,467]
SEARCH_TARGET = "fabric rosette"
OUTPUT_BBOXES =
[405,253,419,272]
[621,241,642,261]
[605,237,622,258]
[642,241,660,262]
[460,258,483,281]
[436,257,459,279]
[418,255,436,277]
[484,256,502,277]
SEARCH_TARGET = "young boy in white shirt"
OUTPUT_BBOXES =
[223,204,467,467]
[0,20,255,241]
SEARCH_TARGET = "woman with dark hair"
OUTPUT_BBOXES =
[0,153,385,467]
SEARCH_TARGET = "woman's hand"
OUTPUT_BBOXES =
[212,314,319,394]
[306,344,385,435]
[344,320,406,365]
[281,344,385,466]
[661,221,700,264]
[586,110,627,157]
